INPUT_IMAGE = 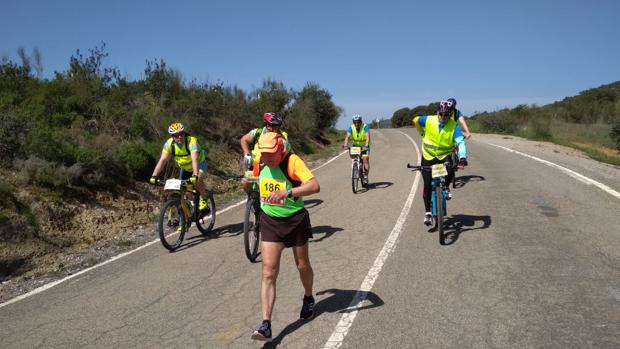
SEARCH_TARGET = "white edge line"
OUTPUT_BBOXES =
[323,130,421,349]
[488,143,620,199]
[0,149,349,309]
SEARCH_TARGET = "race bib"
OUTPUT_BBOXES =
[259,178,286,205]
[431,164,448,178]
[164,179,182,190]
[350,147,361,155]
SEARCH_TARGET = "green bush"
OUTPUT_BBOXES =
[611,123,620,151]
[115,142,157,180]
[529,116,552,140]
[479,111,519,134]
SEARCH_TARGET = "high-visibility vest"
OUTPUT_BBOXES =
[351,124,368,146]
[422,115,456,161]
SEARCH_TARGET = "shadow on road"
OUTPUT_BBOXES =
[171,222,244,253]
[365,181,393,190]
[263,288,384,348]
[304,199,323,209]
[433,214,492,246]
[453,175,485,189]
[310,225,344,243]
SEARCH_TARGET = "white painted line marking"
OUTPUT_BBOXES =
[323,130,421,349]
[0,150,348,309]
[489,143,620,199]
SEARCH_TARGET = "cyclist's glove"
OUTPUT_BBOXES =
[149,176,160,185]
[189,175,198,184]
[243,154,253,168]
[458,158,468,167]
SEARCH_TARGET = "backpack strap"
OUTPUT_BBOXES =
[171,135,191,157]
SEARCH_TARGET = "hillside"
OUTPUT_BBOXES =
[0,45,344,286]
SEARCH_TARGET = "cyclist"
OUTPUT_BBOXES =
[413,98,472,139]
[150,122,210,212]
[342,114,371,179]
[250,132,320,341]
[240,112,290,192]
[413,101,468,226]
[447,98,472,139]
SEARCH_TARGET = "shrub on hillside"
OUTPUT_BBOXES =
[479,111,519,134]
[611,123,620,151]
[115,142,157,180]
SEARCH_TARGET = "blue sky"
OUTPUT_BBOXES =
[2,0,619,129]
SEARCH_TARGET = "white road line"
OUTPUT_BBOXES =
[0,150,349,309]
[323,130,421,349]
[488,143,620,199]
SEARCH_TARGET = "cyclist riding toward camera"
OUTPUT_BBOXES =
[240,112,291,192]
[414,98,472,140]
[343,114,371,179]
[413,101,468,226]
[150,122,210,212]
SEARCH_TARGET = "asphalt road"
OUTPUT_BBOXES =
[2,128,619,348]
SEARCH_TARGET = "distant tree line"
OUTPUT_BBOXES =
[0,44,342,193]
[390,103,438,128]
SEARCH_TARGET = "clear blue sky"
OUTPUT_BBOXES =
[2,0,619,129]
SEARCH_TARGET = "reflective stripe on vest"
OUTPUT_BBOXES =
[422,115,456,161]
[351,124,367,146]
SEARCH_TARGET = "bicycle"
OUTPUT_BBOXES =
[407,161,458,245]
[156,178,216,251]
[345,145,368,193]
[231,171,261,262]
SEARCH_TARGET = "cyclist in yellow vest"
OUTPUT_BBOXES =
[413,98,471,139]
[240,112,290,192]
[149,122,210,212]
[413,101,468,226]
[250,132,320,341]
[342,114,371,180]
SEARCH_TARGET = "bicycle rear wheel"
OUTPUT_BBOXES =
[243,196,261,262]
[195,193,216,235]
[352,161,360,193]
[435,185,445,244]
[158,199,186,251]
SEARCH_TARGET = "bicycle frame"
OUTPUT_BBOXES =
[430,176,447,217]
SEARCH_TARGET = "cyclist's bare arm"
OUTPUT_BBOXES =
[152,151,171,177]
[459,117,471,139]
[190,151,200,176]
[343,133,351,147]
[240,133,253,155]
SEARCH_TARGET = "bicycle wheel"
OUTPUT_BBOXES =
[435,185,445,244]
[351,161,359,193]
[158,199,186,251]
[195,193,216,235]
[243,196,261,262]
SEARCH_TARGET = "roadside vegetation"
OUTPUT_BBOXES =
[0,44,343,283]
[390,82,620,165]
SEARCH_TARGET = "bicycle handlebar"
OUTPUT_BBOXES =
[406,162,462,171]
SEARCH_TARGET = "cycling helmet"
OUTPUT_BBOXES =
[352,114,362,122]
[438,100,454,117]
[168,122,185,134]
[263,112,283,127]
[447,98,457,107]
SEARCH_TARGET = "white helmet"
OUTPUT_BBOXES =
[168,122,185,134]
[352,114,362,122]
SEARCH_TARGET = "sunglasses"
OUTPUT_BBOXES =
[172,133,184,138]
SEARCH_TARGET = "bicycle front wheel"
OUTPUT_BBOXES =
[243,197,261,262]
[351,161,359,193]
[195,193,216,235]
[158,199,187,251]
[435,185,445,244]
